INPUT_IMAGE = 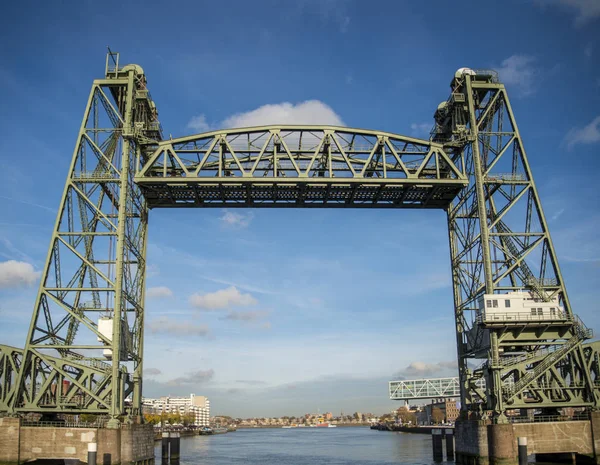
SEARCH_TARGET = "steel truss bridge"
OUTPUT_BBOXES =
[0,53,598,426]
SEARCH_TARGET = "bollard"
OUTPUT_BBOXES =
[445,429,454,461]
[432,429,443,462]
[87,442,97,465]
[518,437,527,465]
[161,432,170,465]
[170,431,181,464]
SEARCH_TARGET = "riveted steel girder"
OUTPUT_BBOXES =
[134,126,467,209]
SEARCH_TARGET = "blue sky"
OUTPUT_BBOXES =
[0,0,599,418]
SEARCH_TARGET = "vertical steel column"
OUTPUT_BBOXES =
[108,69,137,427]
[464,75,504,420]
[447,216,468,410]
[133,199,149,421]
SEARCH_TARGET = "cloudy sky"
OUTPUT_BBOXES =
[0,0,599,418]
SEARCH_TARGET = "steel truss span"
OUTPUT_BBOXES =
[0,53,598,426]
[135,126,467,209]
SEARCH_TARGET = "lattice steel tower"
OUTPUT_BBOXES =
[0,54,597,426]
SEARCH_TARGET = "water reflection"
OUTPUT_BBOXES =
[155,428,440,465]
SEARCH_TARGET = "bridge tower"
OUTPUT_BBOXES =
[439,69,598,420]
[2,52,161,425]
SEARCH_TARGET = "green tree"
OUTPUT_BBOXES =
[431,407,445,424]
[79,413,97,423]
[396,409,416,425]
[144,413,161,425]
[167,413,181,425]
[182,413,195,426]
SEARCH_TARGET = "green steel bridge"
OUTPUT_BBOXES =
[0,53,598,427]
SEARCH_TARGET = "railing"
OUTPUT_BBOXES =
[472,69,500,83]
[486,173,526,182]
[508,413,589,423]
[499,346,557,368]
[21,420,106,428]
[72,172,118,180]
[478,312,572,324]
[69,356,112,373]
[525,277,558,287]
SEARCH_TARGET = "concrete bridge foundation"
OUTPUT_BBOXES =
[0,417,154,465]
[455,413,600,465]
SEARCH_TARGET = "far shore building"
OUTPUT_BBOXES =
[421,399,459,425]
[142,394,210,426]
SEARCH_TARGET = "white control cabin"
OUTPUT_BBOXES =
[97,317,131,360]
[478,290,566,323]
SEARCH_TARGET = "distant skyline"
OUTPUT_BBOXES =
[0,0,599,418]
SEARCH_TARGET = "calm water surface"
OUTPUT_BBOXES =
[155,427,442,465]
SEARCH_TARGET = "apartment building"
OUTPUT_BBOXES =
[142,393,210,426]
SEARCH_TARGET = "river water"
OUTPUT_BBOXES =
[155,427,438,465]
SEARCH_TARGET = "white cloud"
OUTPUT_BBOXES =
[565,116,600,149]
[220,210,254,229]
[147,316,210,337]
[551,208,565,221]
[496,55,537,96]
[396,360,457,378]
[0,260,40,288]
[537,0,600,26]
[144,367,162,376]
[146,264,160,279]
[222,310,270,324]
[186,100,344,133]
[296,0,352,33]
[187,115,210,133]
[190,286,257,310]
[410,122,431,137]
[166,369,215,386]
[222,100,344,128]
[146,286,173,299]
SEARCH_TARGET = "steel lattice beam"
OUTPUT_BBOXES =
[135,126,467,209]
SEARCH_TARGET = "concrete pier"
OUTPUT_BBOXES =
[446,428,455,461]
[0,417,155,465]
[432,429,443,462]
[455,413,600,465]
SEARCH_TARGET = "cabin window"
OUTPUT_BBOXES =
[505,300,511,308]
[537,308,543,316]
[493,300,498,308]
[550,308,556,316]
[486,300,492,308]
[530,309,536,316]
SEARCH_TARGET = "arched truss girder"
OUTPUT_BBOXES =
[135,126,468,209]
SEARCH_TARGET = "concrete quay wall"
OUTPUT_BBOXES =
[513,421,592,455]
[0,418,154,465]
[455,414,600,465]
